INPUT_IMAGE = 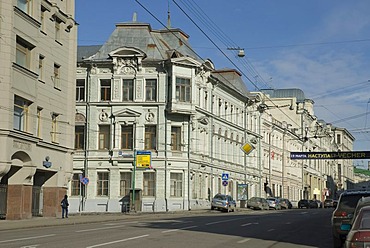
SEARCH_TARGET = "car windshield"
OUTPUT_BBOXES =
[339,194,370,211]
[214,195,226,200]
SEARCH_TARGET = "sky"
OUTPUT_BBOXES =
[75,0,370,167]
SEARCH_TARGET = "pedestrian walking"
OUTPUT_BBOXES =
[61,195,69,218]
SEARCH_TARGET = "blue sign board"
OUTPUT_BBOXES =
[80,177,89,185]
[222,180,228,186]
[221,173,229,181]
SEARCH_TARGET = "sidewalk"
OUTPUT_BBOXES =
[0,208,251,231]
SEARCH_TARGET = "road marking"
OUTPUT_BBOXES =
[285,222,291,224]
[104,221,138,226]
[0,234,56,244]
[241,223,252,226]
[171,221,193,225]
[86,234,149,248]
[237,238,250,243]
[20,245,40,248]
[162,225,198,233]
[205,217,242,225]
[268,229,275,232]
[76,225,127,232]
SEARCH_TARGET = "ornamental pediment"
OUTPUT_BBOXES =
[171,56,202,67]
[109,47,146,58]
[113,108,141,117]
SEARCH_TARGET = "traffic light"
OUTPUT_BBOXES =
[264,182,268,192]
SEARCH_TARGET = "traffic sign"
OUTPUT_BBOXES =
[222,180,228,186]
[80,177,89,185]
[240,142,255,155]
[221,173,229,181]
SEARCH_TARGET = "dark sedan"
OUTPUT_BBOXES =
[298,199,310,208]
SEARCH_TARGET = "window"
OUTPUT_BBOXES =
[122,79,134,101]
[145,79,157,101]
[171,126,181,151]
[170,173,183,197]
[143,172,155,196]
[100,79,111,101]
[97,172,109,196]
[40,6,46,32]
[75,126,85,150]
[175,77,191,102]
[38,55,44,80]
[17,0,31,14]
[76,79,85,102]
[121,125,133,150]
[16,37,33,69]
[36,107,42,137]
[53,63,61,89]
[54,17,62,41]
[145,126,157,150]
[14,95,31,131]
[337,134,341,144]
[71,173,81,196]
[99,125,110,150]
[51,113,59,142]
[120,172,131,196]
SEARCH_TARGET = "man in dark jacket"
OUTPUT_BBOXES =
[61,195,69,218]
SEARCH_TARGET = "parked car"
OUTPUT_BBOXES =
[309,200,322,208]
[298,199,310,208]
[324,199,336,208]
[350,196,370,224]
[266,197,282,210]
[279,198,293,209]
[247,197,269,210]
[341,205,370,248]
[331,190,370,248]
[211,193,236,212]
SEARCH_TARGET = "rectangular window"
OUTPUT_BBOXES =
[145,126,157,150]
[171,126,181,151]
[71,173,81,196]
[38,55,44,80]
[336,134,341,144]
[53,63,61,89]
[145,79,157,101]
[120,172,131,196]
[143,172,155,196]
[75,126,85,150]
[170,173,183,197]
[99,125,110,150]
[36,107,42,137]
[100,79,111,101]
[121,125,133,150]
[40,6,46,32]
[55,18,61,41]
[122,79,134,101]
[17,0,31,14]
[97,172,109,196]
[16,37,33,69]
[14,95,31,132]
[76,79,85,102]
[175,77,191,102]
[51,113,59,142]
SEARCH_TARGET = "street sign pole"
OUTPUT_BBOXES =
[132,149,136,212]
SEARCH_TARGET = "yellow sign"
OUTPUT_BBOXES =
[136,151,151,168]
[241,142,255,155]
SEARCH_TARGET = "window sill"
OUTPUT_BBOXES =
[40,30,47,36]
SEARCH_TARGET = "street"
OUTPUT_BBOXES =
[0,208,333,248]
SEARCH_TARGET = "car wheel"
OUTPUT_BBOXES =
[211,206,215,210]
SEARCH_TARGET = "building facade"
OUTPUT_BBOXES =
[71,20,355,213]
[0,0,77,219]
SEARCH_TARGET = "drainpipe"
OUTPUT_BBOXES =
[188,117,191,210]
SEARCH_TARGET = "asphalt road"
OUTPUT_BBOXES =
[0,208,334,248]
